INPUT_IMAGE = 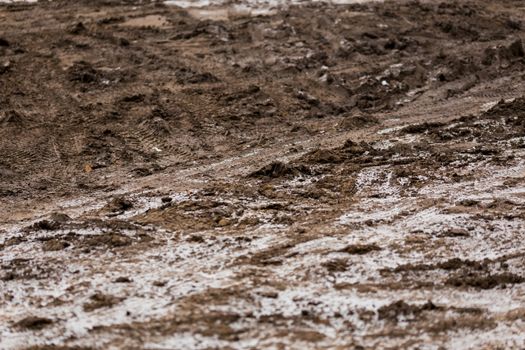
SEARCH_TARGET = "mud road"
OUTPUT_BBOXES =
[1,0,525,348]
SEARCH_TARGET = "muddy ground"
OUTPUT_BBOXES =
[1,0,525,348]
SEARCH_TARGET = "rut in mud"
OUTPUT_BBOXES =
[1,0,525,349]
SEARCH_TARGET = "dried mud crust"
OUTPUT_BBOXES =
[2,0,525,349]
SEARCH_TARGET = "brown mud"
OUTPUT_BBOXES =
[2,0,525,349]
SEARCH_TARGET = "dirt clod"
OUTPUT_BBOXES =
[14,316,53,330]
[446,272,525,289]
[249,161,311,178]
[42,239,70,252]
[83,293,123,312]
[105,197,134,213]
[84,233,133,248]
[338,244,381,255]
[28,220,61,231]
[378,300,439,321]
[114,276,132,283]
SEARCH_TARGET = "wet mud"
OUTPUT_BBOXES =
[2,0,525,349]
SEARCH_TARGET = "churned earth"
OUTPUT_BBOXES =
[1,0,525,349]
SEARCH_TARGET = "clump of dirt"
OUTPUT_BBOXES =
[499,38,525,61]
[304,149,345,164]
[14,316,54,330]
[83,293,123,312]
[104,197,134,214]
[42,239,71,252]
[303,139,370,165]
[187,234,206,243]
[26,220,61,231]
[249,161,311,178]
[378,300,440,321]
[338,243,381,255]
[67,61,100,84]
[406,258,484,272]
[152,280,167,287]
[390,258,486,273]
[114,276,132,283]
[68,22,87,35]
[400,122,445,134]
[446,272,525,289]
[83,232,133,248]
[441,228,470,237]
[49,213,71,223]
[175,67,219,84]
[337,114,379,130]
[483,96,525,124]
[322,258,349,272]
[290,330,326,343]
